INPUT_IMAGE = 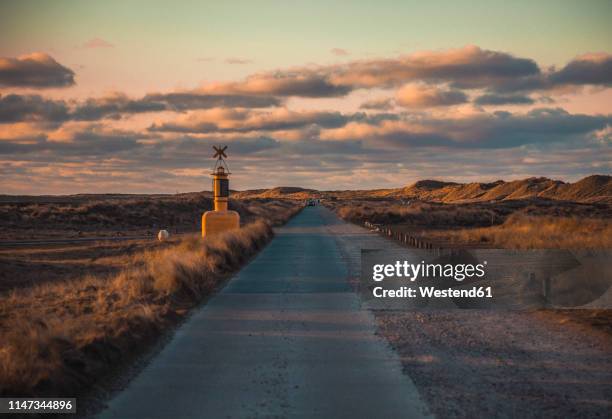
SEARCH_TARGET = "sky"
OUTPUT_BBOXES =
[0,0,611,194]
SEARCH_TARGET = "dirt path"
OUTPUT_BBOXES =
[98,207,431,418]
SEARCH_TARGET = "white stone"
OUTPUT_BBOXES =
[157,229,170,241]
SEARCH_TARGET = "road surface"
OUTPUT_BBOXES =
[99,206,432,418]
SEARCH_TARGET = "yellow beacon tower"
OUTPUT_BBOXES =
[202,145,240,237]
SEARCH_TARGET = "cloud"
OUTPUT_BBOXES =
[171,135,281,156]
[72,92,279,121]
[148,105,611,151]
[0,126,281,164]
[330,48,349,56]
[0,91,282,124]
[198,47,612,99]
[72,92,280,120]
[322,107,611,149]
[82,38,114,48]
[0,53,75,88]
[0,128,141,157]
[395,84,468,108]
[4,142,608,194]
[203,70,351,97]
[360,98,394,111]
[549,53,612,87]
[1,46,610,193]
[143,92,281,110]
[593,124,611,144]
[199,46,541,98]
[148,108,375,133]
[474,93,535,105]
[5,94,606,154]
[71,93,166,120]
[0,94,69,123]
[225,57,252,65]
[488,53,612,93]
[2,107,609,193]
[0,93,165,123]
[330,46,540,90]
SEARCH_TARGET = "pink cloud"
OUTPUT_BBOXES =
[395,84,468,108]
[330,48,349,56]
[0,52,75,87]
[360,97,394,110]
[225,57,252,65]
[197,46,540,98]
[149,108,351,133]
[83,38,114,48]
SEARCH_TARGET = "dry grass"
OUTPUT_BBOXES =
[336,201,500,228]
[332,199,612,335]
[330,198,611,248]
[0,194,213,239]
[0,194,298,240]
[244,200,305,226]
[0,202,302,396]
[0,222,271,395]
[0,238,179,292]
[0,199,301,292]
[429,214,612,249]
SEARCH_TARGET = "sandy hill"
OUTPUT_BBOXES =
[543,175,612,203]
[232,187,320,200]
[387,175,611,203]
[230,175,611,204]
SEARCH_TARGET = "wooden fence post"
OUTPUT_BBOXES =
[542,276,551,307]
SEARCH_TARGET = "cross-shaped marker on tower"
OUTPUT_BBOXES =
[213,145,227,159]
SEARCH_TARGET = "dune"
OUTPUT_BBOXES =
[229,175,611,204]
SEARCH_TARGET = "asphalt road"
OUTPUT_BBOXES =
[98,206,432,419]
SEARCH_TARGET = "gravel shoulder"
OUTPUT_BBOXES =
[325,210,612,418]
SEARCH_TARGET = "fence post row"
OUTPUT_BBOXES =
[365,219,442,253]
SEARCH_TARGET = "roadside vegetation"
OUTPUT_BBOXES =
[0,200,302,396]
[329,198,612,334]
[330,199,611,249]
[427,213,612,249]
